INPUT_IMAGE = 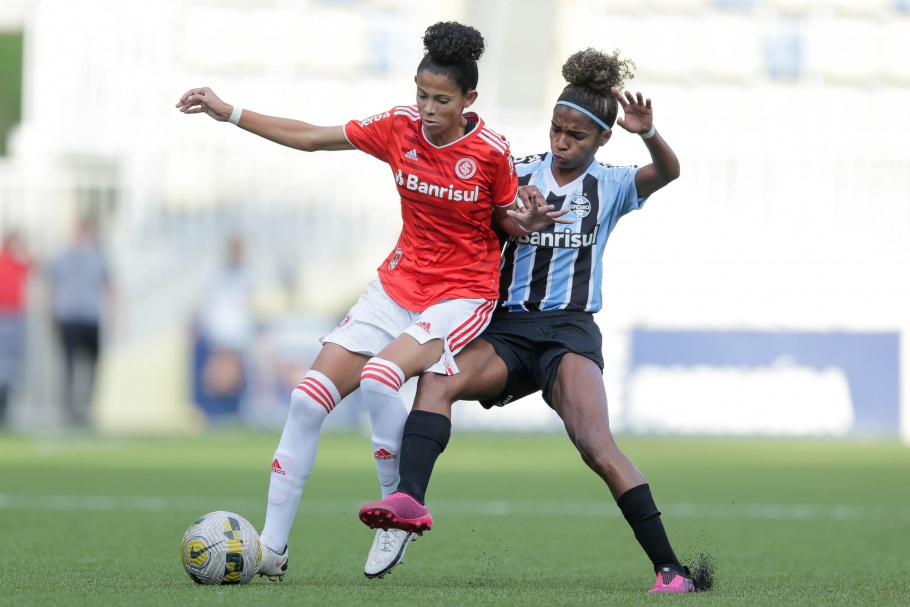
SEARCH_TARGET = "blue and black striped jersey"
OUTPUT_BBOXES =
[498,152,646,313]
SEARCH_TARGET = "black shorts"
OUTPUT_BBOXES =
[478,310,604,409]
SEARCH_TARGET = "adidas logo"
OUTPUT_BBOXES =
[405,148,418,161]
[271,458,286,475]
[373,448,396,461]
[415,321,431,333]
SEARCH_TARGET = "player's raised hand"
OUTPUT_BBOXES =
[611,86,653,135]
[175,87,233,122]
[508,185,573,232]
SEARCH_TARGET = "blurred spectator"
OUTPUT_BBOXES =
[49,219,114,426]
[191,234,256,420]
[0,230,30,425]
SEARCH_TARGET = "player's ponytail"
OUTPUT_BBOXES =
[557,48,636,131]
[417,21,485,94]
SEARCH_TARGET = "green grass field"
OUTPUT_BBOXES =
[1,429,908,606]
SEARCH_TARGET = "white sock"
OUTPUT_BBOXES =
[360,357,408,499]
[260,370,339,554]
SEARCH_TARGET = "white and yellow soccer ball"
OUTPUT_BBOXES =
[181,511,262,585]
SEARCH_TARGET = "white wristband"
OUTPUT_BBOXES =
[640,124,656,139]
[228,106,243,126]
[518,223,533,233]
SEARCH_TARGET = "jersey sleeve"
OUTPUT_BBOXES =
[616,166,647,216]
[514,153,546,180]
[342,109,395,163]
[491,151,519,207]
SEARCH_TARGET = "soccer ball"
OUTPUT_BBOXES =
[181,511,262,585]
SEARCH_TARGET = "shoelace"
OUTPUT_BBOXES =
[378,530,396,553]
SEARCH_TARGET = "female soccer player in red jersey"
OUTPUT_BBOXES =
[360,48,713,593]
[176,22,564,581]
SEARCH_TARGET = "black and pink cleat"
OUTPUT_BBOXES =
[359,492,434,535]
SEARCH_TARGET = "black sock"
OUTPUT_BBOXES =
[616,484,684,575]
[396,410,451,505]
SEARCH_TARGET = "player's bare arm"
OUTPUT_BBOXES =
[496,185,572,236]
[610,87,680,198]
[175,86,354,152]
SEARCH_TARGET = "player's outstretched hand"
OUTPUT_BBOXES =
[611,86,653,136]
[509,185,573,232]
[175,87,232,122]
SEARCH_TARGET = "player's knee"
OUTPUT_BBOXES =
[413,375,459,413]
[360,357,404,398]
[288,371,341,418]
[289,387,306,410]
[359,374,392,398]
[572,430,620,473]
[289,385,331,419]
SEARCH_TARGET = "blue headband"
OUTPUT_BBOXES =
[555,101,611,131]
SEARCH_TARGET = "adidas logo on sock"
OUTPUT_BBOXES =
[405,149,418,161]
[271,458,286,475]
[373,448,396,460]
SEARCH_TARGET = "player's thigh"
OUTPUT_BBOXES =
[414,338,508,414]
[311,342,371,398]
[550,353,614,440]
[376,333,445,378]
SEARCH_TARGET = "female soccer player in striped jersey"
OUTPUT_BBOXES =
[176,22,564,581]
[360,48,713,593]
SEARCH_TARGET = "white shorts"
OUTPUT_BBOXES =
[321,278,496,375]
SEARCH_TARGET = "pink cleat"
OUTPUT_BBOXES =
[649,566,696,593]
[359,492,434,535]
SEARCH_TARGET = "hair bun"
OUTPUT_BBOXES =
[562,48,635,95]
[423,21,485,64]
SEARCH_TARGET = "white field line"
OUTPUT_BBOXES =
[0,494,906,521]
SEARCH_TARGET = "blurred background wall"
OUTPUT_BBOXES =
[0,0,907,440]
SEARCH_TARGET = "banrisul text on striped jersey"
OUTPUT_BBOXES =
[509,225,600,249]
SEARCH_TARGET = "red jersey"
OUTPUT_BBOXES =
[0,248,29,313]
[344,106,518,311]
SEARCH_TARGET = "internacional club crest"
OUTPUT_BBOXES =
[388,247,403,270]
[568,193,591,218]
[455,157,477,180]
